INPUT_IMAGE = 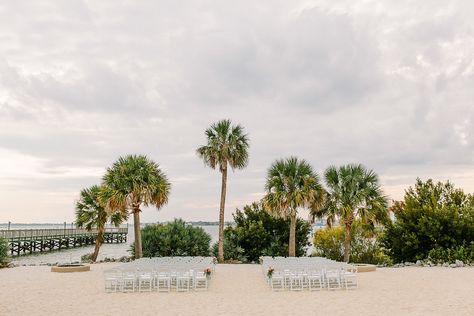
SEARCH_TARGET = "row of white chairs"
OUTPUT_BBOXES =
[104,269,210,292]
[104,257,215,293]
[262,257,358,291]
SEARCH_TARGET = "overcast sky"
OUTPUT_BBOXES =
[1,0,473,223]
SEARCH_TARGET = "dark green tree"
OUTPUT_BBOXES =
[382,179,474,263]
[138,219,211,257]
[213,203,311,262]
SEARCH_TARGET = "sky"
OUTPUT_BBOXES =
[0,0,473,223]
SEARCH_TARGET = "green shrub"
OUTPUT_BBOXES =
[214,203,311,262]
[381,179,474,263]
[0,237,9,267]
[134,218,212,257]
[211,229,246,262]
[313,222,392,265]
[81,253,94,262]
[312,225,345,261]
[428,242,474,264]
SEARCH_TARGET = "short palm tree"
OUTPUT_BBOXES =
[75,185,127,262]
[311,164,388,262]
[262,157,325,257]
[197,119,249,262]
[101,155,171,259]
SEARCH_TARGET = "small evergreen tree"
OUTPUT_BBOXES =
[213,203,311,262]
[382,179,474,263]
[137,219,211,257]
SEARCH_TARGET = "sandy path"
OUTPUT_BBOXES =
[1,264,473,316]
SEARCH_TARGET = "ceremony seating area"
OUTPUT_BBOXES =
[103,257,215,293]
[261,257,358,291]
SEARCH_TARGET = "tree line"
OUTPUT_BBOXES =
[73,119,472,265]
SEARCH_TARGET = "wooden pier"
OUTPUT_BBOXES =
[0,227,128,256]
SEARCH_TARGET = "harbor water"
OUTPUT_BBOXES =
[0,223,219,265]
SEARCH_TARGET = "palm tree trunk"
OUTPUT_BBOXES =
[218,167,227,263]
[343,222,351,262]
[91,226,104,262]
[133,207,143,259]
[289,212,296,257]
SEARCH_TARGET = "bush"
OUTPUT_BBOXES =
[312,222,391,265]
[0,237,9,267]
[381,179,474,263]
[81,253,94,263]
[312,226,345,261]
[211,229,246,262]
[428,242,474,264]
[135,218,212,257]
[213,203,311,263]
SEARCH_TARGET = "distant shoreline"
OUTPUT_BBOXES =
[0,222,229,227]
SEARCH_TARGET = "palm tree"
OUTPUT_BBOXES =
[197,119,249,262]
[101,155,171,259]
[75,185,127,262]
[311,164,388,262]
[262,157,325,257]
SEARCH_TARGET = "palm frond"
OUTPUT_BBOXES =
[102,154,171,212]
[263,157,325,219]
[196,119,250,173]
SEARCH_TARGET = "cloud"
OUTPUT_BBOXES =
[0,0,473,222]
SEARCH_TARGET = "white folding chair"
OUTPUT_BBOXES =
[325,269,342,290]
[194,271,208,291]
[156,272,171,292]
[122,270,136,292]
[104,269,122,293]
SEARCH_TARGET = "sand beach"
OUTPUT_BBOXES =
[1,264,473,316]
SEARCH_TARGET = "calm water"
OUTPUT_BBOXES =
[1,223,219,265]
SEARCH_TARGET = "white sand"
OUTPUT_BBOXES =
[1,264,473,316]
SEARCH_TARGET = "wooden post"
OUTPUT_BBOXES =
[8,221,11,230]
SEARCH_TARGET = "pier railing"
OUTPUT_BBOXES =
[0,227,128,242]
[0,227,129,256]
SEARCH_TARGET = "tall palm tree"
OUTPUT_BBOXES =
[311,164,388,262]
[101,155,171,259]
[75,185,127,262]
[197,119,249,262]
[262,157,325,257]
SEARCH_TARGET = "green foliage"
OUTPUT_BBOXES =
[382,179,474,263]
[102,154,171,258]
[313,222,392,265]
[312,226,345,261]
[76,185,128,231]
[211,229,246,262]
[428,243,474,264]
[101,155,171,212]
[262,157,324,257]
[81,253,94,263]
[311,164,389,262]
[0,237,9,267]
[196,119,250,172]
[196,119,250,262]
[213,203,311,262]
[137,219,211,257]
[263,157,324,217]
[75,185,128,262]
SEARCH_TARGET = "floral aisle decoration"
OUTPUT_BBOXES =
[204,267,212,278]
[267,266,274,278]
